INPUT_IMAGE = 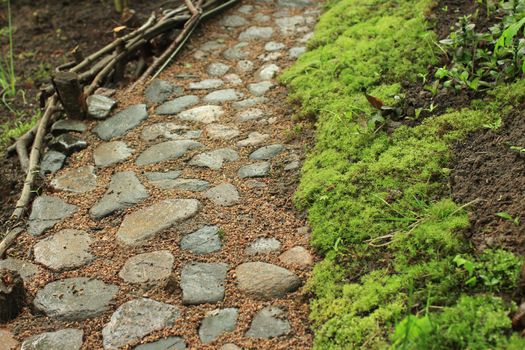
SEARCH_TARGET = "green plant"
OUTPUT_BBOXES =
[114,0,129,12]
[0,0,16,99]
[496,211,521,226]
[510,145,525,154]
[0,110,40,150]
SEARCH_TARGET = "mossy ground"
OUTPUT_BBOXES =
[281,0,525,348]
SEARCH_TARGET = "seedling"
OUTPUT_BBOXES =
[496,212,520,226]
[510,145,525,154]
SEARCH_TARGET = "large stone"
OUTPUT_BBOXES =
[199,308,238,344]
[102,299,180,350]
[248,81,274,97]
[206,124,240,140]
[28,196,78,236]
[204,183,240,206]
[134,337,186,350]
[203,89,243,104]
[116,199,201,246]
[20,329,83,350]
[51,119,87,136]
[245,237,281,255]
[190,148,239,170]
[236,108,266,122]
[235,262,301,300]
[49,134,87,155]
[239,27,274,41]
[188,79,224,90]
[87,94,117,119]
[40,151,66,176]
[279,246,313,266]
[232,97,268,110]
[136,140,203,166]
[34,229,94,271]
[180,226,221,255]
[223,42,249,60]
[207,62,230,77]
[181,263,228,305]
[141,123,201,142]
[0,258,38,281]
[237,132,270,147]
[50,165,96,193]
[221,15,247,27]
[256,64,280,81]
[156,95,199,115]
[94,141,134,167]
[249,144,285,160]
[245,306,291,339]
[238,162,270,178]
[90,172,149,220]
[93,104,148,141]
[151,178,210,192]
[145,80,181,104]
[177,105,224,124]
[119,251,174,285]
[33,278,118,321]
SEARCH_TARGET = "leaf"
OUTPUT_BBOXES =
[496,212,514,221]
[494,17,525,55]
[365,93,384,110]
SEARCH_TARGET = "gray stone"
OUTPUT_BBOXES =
[250,144,285,160]
[33,278,118,321]
[284,160,300,171]
[134,337,186,350]
[224,73,243,86]
[245,237,281,254]
[87,94,117,119]
[28,196,78,236]
[189,79,224,90]
[254,13,271,23]
[236,262,301,300]
[238,162,271,178]
[204,183,240,206]
[207,62,230,77]
[237,132,270,147]
[136,140,203,166]
[239,27,274,41]
[237,4,253,14]
[223,42,250,60]
[152,178,210,192]
[181,262,228,305]
[51,119,87,136]
[199,308,238,344]
[206,124,240,140]
[181,226,221,255]
[232,97,268,110]
[279,246,313,266]
[258,52,282,62]
[245,306,291,339]
[40,151,66,176]
[144,171,181,181]
[94,141,134,168]
[145,80,181,104]
[102,299,180,350]
[21,329,83,350]
[141,123,202,142]
[277,0,315,6]
[289,47,306,59]
[246,179,267,188]
[177,105,224,124]
[236,108,266,122]
[116,199,201,246]
[236,60,254,73]
[49,134,88,155]
[90,172,149,220]
[156,95,199,115]
[199,40,226,52]
[203,89,243,104]
[299,32,314,43]
[93,104,148,141]
[221,15,247,27]
[34,229,94,271]
[220,345,241,350]
[248,81,274,97]
[0,258,38,281]
[265,41,286,51]
[190,148,239,170]
[119,250,174,284]
[275,16,307,35]
[51,165,96,193]
[256,64,280,81]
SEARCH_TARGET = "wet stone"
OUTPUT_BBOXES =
[181,225,221,255]
[256,64,280,81]
[152,178,210,191]
[177,105,224,124]
[190,148,239,170]
[49,133,87,155]
[20,329,83,350]
[204,183,240,207]
[207,62,230,77]
[119,250,174,285]
[40,151,66,176]
[237,132,270,147]
[236,60,254,73]
[250,144,285,160]
[239,26,274,41]
[33,278,118,321]
[224,73,243,86]
[238,162,271,178]
[237,108,266,122]
[206,124,240,140]
[51,165,96,193]
[93,141,133,168]
[236,262,301,300]
[136,140,203,166]
[221,15,247,27]
[141,123,201,142]
[0,258,38,281]
[145,80,181,104]
[34,229,94,271]
[90,171,149,220]
[232,97,268,110]
[189,79,224,90]
[134,337,187,350]
[289,46,306,59]
[245,306,291,339]
[116,199,201,246]
[51,119,87,136]
[279,246,313,266]
[265,41,285,51]
[245,237,281,254]
[102,299,180,350]
[87,94,117,119]
[223,42,249,60]
[203,89,243,104]
[93,104,148,141]
[248,81,274,97]
[181,262,228,305]
[199,308,238,344]
[156,95,199,115]
[28,195,78,236]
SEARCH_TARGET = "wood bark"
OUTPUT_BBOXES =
[52,71,86,119]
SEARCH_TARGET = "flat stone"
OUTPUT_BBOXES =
[199,308,238,344]
[237,4,253,14]
[190,148,239,170]
[94,141,134,167]
[206,124,240,140]
[0,258,38,281]
[33,278,118,321]
[28,196,78,236]
[245,237,281,255]
[289,47,306,59]
[237,132,270,147]
[256,64,280,81]
[156,95,199,115]
[258,52,282,62]
[87,94,117,119]
[151,178,210,191]
[221,15,247,27]
[90,172,149,220]
[141,123,201,142]
[51,119,87,136]
[21,329,83,350]
[116,199,201,246]
[144,171,181,181]
[199,40,226,52]
[223,42,249,60]
[239,26,274,41]
[236,262,301,300]
[224,73,243,86]
[119,251,174,285]
[250,144,285,160]
[34,229,94,271]
[275,15,307,36]
[236,108,266,122]
[145,80,181,104]
[177,105,224,124]
[134,337,186,350]
[284,160,300,171]
[246,179,267,188]
[189,79,224,90]
[207,62,230,77]
[49,134,88,155]
[220,344,241,350]
[51,165,96,193]
[279,246,313,266]
[102,299,180,350]
[254,13,271,23]
[236,60,254,73]
[245,306,291,339]
[181,226,221,255]
[181,263,228,305]
[0,329,19,350]
[299,32,314,43]
[248,81,274,97]
[232,97,268,110]
[204,183,240,206]
[40,151,66,176]
[265,41,286,51]
[277,0,315,6]
[203,89,243,104]
[93,104,148,141]
[238,162,270,178]
[136,140,203,166]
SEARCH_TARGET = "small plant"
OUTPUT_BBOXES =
[482,117,502,130]
[0,0,16,99]
[510,145,525,154]
[496,211,520,226]
[114,0,129,13]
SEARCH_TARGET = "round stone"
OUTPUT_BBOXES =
[206,124,240,140]
[21,329,83,350]
[28,196,78,236]
[119,250,174,285]
[238,162,271,179]
[235,262,301,300]
[264,42,285,51]
[237,132,270,147]
[199,308,238,344]
[245,306,291,339]
[203,89,243,104]
[207,62,230,77]
[51,166,96,193]
[181,262,228,305]
[236,60,254,73]
[239,26,274,41]
[256,64,280,81]
[248,81,274,97]
[136,140,203,166]
[236,108,267,122]
[177,105,225,124]
[0,258,38,281]
[221,15,247,27]
[249,144,285,160]
[245,237,281,254]
[278,246,313,266]
[145,80,180,104]
[289,47,306,59]
[156,95,200,115]
[223,42,250,60]
[189,79,224,90]
[190,148,239,170]
[94,141,134,168]
[204,183,240,206]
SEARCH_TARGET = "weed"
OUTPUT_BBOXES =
[0,0,16,99]
[0,110,40,150]
[114,0,129,12]
[509,145,525,154]
[496,211,520,226]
